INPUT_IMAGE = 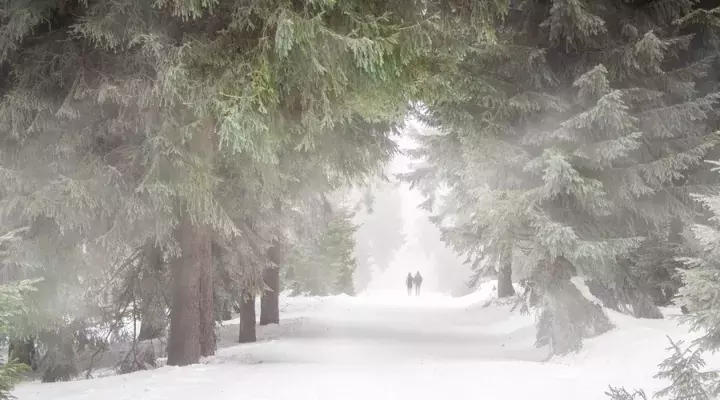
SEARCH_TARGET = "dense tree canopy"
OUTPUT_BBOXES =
[0,0,509,382]
[405,0,720,354]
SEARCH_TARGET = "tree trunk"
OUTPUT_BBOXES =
[198,236,215,357]
[199,257,216,357]
[260,240,282,325]
[219,297,233,321]
[669,217,684,244]
[8,337,36,371]
[40,329,78,383]
[259,266,280,325]
[239,290,256,343]
[137,243,167,341]
[167,214,203,366]
[167,118,215,365]
[497,244,515,298]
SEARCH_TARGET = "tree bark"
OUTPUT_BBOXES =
[198,236,215,357]
[137,243,167,341]
[198,233,216,357]
[239,290,256,343]
[168,118,215,365]
[259,266,280,325]
[167,214,203,366]
[260,241,281,325]
[197,119,216,357]
[497,244,515,298]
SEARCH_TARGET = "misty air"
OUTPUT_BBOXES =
[1,1,720,399]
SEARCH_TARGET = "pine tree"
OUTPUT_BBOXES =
[654,338,718,400]
[605,338,719,400]
[0,360,27,400]
[284,203,359,296]
[407,0,720,354]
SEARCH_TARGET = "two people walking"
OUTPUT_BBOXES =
[406,271,423,296]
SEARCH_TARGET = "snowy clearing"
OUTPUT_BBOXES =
[13,282,718,400]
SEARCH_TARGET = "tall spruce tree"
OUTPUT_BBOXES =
[407,0,720,354]
[284,203,359,296]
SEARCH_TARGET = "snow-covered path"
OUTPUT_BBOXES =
[13,288,713,400]
[213,292,546,365]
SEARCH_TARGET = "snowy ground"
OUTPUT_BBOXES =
[13,282,719,400]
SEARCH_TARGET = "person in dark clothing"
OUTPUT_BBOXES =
[413,271,423,296]
[406,272,414,296]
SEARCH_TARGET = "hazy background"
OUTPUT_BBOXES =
[352,121,472,296]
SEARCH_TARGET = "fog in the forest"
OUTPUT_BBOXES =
[352,121,471,296]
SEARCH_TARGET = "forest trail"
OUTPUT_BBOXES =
[12,286,703,400]
[212,291,547,365]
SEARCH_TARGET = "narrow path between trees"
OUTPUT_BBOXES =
[14,289,699,400]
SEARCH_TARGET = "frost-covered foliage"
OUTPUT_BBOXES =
[654,339,719,400]
[677,159,720,352]
[605,387,649,400]
[0,359,26,400]
[624,233,684,308]
[0,279,37,399]
[405,0,720,354]
[0,0,510,370]
[606,338,719,400]
[284,205,358,296]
